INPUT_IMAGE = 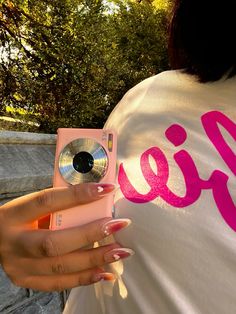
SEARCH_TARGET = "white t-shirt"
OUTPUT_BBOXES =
[64,70,236,314]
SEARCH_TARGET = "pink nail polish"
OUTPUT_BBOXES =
[104,248,135,263]
[102,219,132,236]
[92,272,115,283]
[95,183,116,196]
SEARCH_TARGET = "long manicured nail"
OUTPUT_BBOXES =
[102,219,132,236]
[92,272,115,283]
[94,183,117,196]
[104,248,135,263]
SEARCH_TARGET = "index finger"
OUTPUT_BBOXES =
[2,183,115,224]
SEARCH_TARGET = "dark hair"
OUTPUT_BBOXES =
[168,0,236,82]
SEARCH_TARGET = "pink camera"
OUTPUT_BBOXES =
[50,128,117,230]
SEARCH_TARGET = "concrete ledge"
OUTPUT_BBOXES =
[0,131,56,196]
[0,130,56,144]
[0,144,55,195]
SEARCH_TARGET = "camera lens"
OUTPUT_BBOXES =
[72,151,94,173]
[59,138,108,184]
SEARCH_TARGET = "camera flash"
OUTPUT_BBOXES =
[108,133,113,152]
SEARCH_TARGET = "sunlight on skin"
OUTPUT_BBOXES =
[95,234,128,301]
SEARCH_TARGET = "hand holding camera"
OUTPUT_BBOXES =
[0,183,132,291]
[0,128,134,291]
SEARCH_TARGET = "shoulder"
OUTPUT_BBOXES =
[104,70,190,129]
[115,70,193,105]
[124,70,181,97]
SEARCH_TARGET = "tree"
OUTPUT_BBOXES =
[0,0,170,133]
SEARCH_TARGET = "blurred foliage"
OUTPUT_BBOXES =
[0,0,171,133]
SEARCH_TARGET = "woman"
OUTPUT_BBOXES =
[64,0,236,313]
[1,0,236,313]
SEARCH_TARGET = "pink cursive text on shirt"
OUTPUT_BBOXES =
[118,111,236,231]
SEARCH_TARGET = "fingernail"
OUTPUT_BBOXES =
[104,248,135,263]
[102,219,132,236]
[92,272,115,283]
[95,183,118,196]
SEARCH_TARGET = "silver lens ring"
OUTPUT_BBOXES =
[59,138,108,185]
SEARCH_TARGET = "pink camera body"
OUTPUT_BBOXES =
[50,128,117,230]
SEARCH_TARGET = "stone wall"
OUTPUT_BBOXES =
[0,131,66,313]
